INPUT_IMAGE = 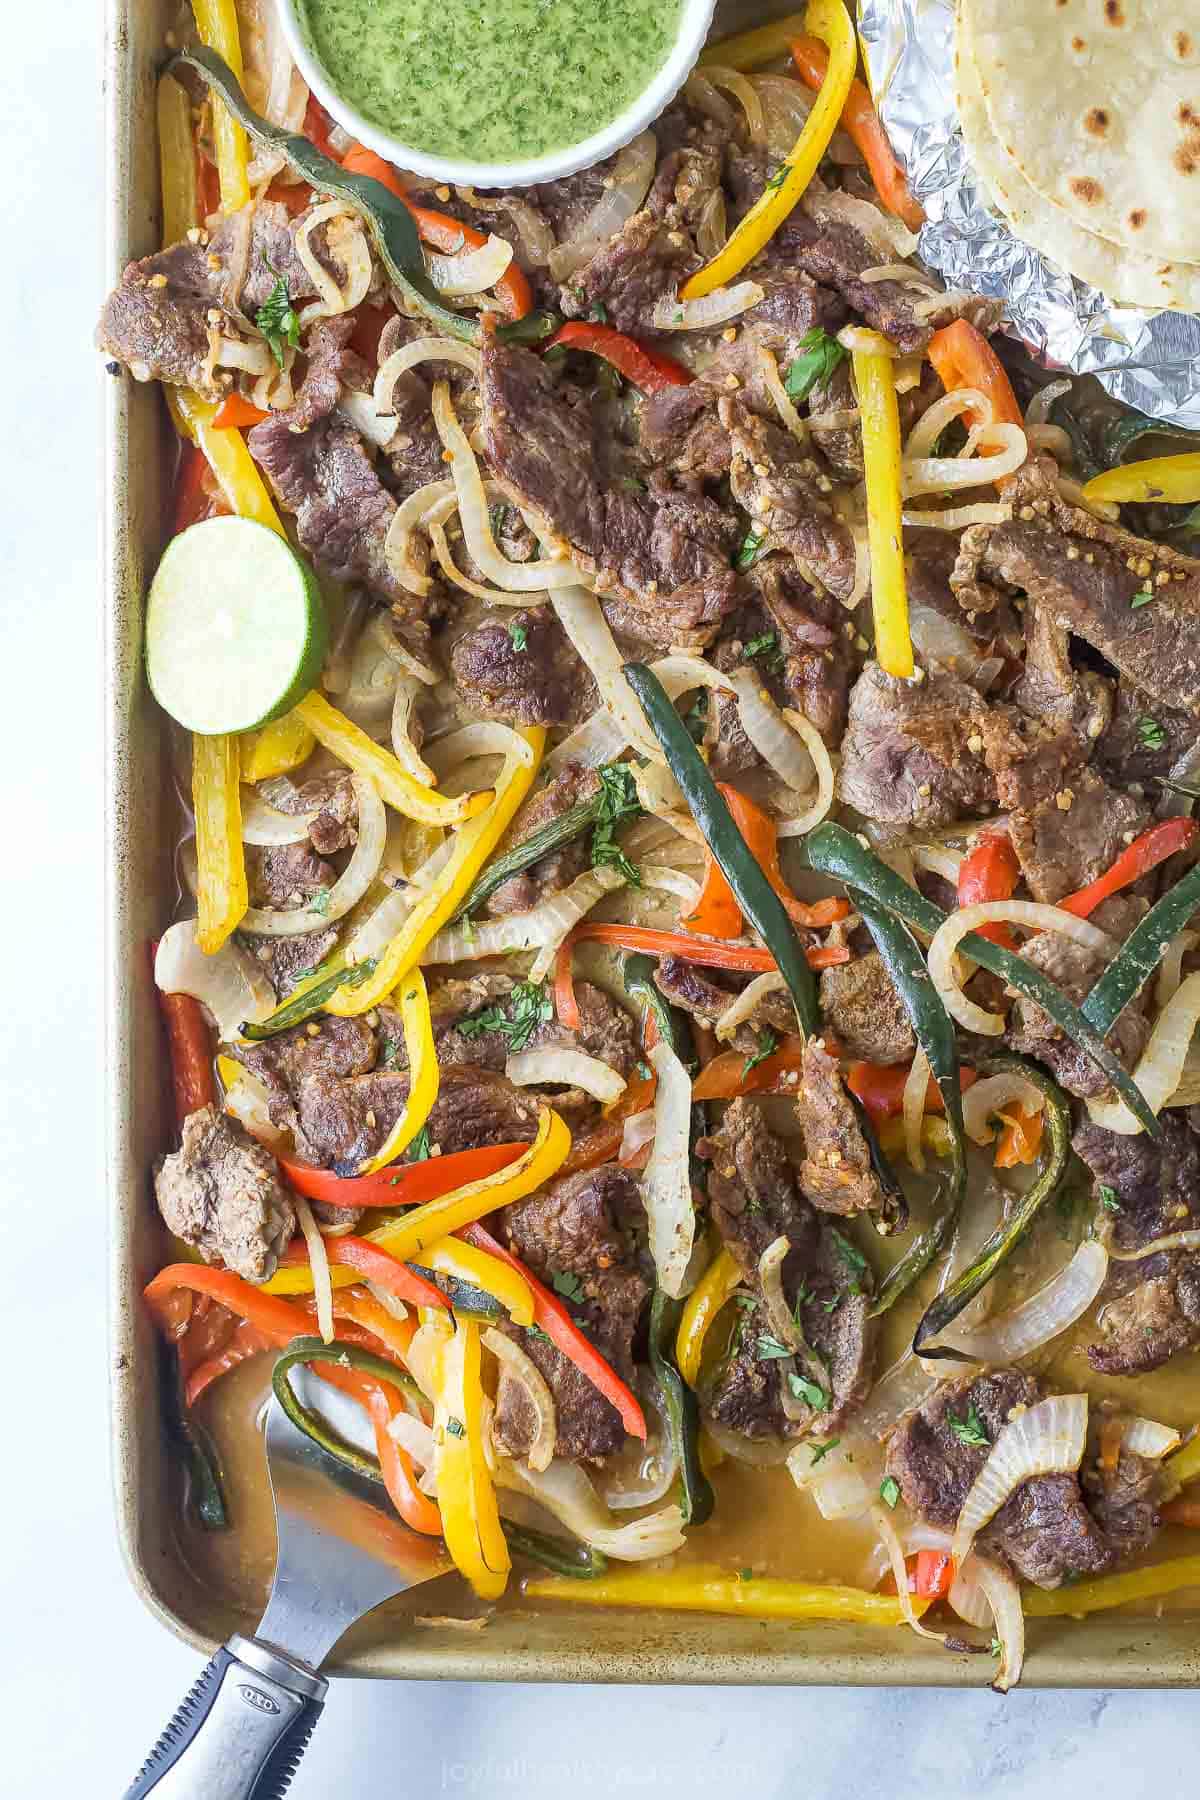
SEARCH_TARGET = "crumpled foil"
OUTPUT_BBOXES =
[858,0,1200,429]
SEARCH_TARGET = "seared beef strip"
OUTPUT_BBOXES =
[265,770,359,857]
[1007,896,1148,1098]
[1006,767,1150,904]
[248,928,339,1001]
[721,399,857,602]
[750,558,854,746]
[154,1105,294,1284]
[1098,680,1199,787]
[699,1099,876,1439]
[819,953,915,1065]
[794,1040,887,1219]
[495,1166,648,1462]
[485,763,602,915]
[654,956,797,1053]
[449,604,597,727]
[559,208,698,337]
[885,1370,1160,1586]
[1074,1115,1200,1375]
[246,842,334,911]
[838,662,995,828]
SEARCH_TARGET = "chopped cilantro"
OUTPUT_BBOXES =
[1137,714,1166,751]
[1097,1184,1121,1212]
[459,980,553,1053]
[445,1418,465,1438]
[636,1059,652,1080]
[788,1372,830,1411]
[255,261,301,370]
[587,300,609,323]
[830,1229,868,1280]
[989,1636,1002,1658]
[821,1294,842,1313]
[1130,588,1155,609]
[743,1028,777,1077]
[735,527,768,572]
[551,1269,587,1305]
[783,326,847,405]
[735,1293,759,1310]
[743,628,785,671]
[755,1333,794,1361]
[507,620,528,653]
[525,1324,553,1345]
[879,1476,901,1510]
[406,1124,432,1162]
[308,886,332,916]
[589,761,643,885]
[489,501,512,539]
[764,165,788,194]
[948,1402,991,1448]
[618,474,648,493]
[809,1436,841,1465]
[738,1566,755,1581]
[684,690,709,743]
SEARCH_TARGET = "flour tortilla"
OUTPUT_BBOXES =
[955,31,1200,313]
[960,0,1200,268]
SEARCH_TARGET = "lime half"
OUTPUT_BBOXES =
[146,516,327,734]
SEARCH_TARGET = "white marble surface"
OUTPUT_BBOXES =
[0,8,1194,1794]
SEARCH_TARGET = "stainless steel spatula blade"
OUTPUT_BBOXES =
[124,1395,452,1800]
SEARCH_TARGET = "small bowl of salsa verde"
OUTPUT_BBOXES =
[279,0,717,186]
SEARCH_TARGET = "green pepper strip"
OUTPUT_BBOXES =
[623,663,820,1036]
[162,1352,227,1531]
[408,1265,502,1319]
[1081,861,1200,1038]
[803,823,1157,1136]
[853,892,966,1313]
[174,50,549,348]
[240,957,379,1040]
[913,1055,1072,1358]
[502,1522,608,1579]
[272,1336,426,1481]
[649,1288,715,1528]
[451,794,606,922]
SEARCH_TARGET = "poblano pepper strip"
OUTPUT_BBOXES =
[1081,860,1200,1037]
[408,1265,502,1319]
[912,1054,1072,1358]
[239,956,378,1040]
[852,891,966,1312]
[803,823,1157,1136]
[162,1352,228,1531]
[502,1522,608,1579]
[451,793,608,922]
[272,1337,425,1480]
[173,50,551,347]
[649,1288,715,1527]
[623,663,820,1036]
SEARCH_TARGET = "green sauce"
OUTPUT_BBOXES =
[296,0,684,164]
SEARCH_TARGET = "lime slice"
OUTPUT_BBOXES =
[146,516,327,734]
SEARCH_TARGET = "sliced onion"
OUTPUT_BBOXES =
[547,132,657,283]
[223,1064,287,1149]
[700,65,766,144]
[975,1556,1025,1692]
[903,1046,931,1174]
[644,1035,696,1299]
[366,1281,410,1324]
[543,707,627,776]
[427,234,512,296]
[1088,971,1200,1134]
[695,187,727,261]
[871,1501,948,1644]
[834,492,871,612]
[1105,1227,1200,1260]
[598,1374,677,1510]
[387,1408,436,1480]
[639,867,701,911]
[154,919,275,1041]
[424,719,520,769]
[373,338,481,416]
[951,1394,1088,1567]
[703,1418,793,1465]
[860,263,940,292]
[1027,424,1073,459]
[341,609,407,725]
[650,281,764,332]
[1156,930,1198,1011]
[715,972,787,1043]
[421,866,624,972]
[1123,1417,1182,1458]
[905,389,991,457]
[383,477,456,598]
[857,1355,938,1440]
[787,1433,874,1520]
[239,785,319,846]
[838,324,899,356]
[633,759,705,846]
[903,424,1028,497]
[294,1193,334,1344]
[1057,474,1121,524]
[808,405,860,432]
[295,202,370,325]
[337,386,400,450]
[730,668,813,793]
[759,1235,803,1352]
[620,1109,657,1162]
[432,382,576,590]
[389,673,435,790]
[456,188,554,266]
[552,587,666,761]
[758,344,809,444]
[948,1551,994,1630]
[753,74,857,166]
[322,588,371,696]
[506,1047,626,1105]
[483,1326,556,1472]
[429,518,525,605]
[239,775,385,937]
[928,902,1114,1035]
[494,1455,685,1560]
[904,502,1012,531]
[215,334,275,375]
[649,654,736,702]
[962,1072,1047,1145]
[893,355,924,395]
[810,187,918,259]
[910,843,964,883]
[940,1241,1108,1365]
[1025,379,1072,427]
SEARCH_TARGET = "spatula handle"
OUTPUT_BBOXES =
[123,1635,327,1800]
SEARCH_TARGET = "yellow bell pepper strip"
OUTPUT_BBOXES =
[1082,452,1200,508]
[1022,1556,1200,1618]
[364,1107,571,1264]
[324,725,545,1016]
[524,1563,930,1626]
[424,1237,535,1328]
[266,1235,448,1308]
[293,690,493,829]
[853,331,913,678]
[1163,1433,1200,1497]
[433,1319,511,1600]
[240,709,317,780]
[192,732,247,952]
[680,0,856,300]
[190,0,250,212]
[877,1114,955,1161]
[700,11,806,70]
[157,73,200,244]
[354,971,438,1175]
[676,1246,743,1388]
[172,388,286,535]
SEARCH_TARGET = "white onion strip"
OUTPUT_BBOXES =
[239,786,319,847]
[903,502,1012,531]
[962,1073,1047,1145]
[1157,930,1198,1011]
[546,131,657,283]
[1123,1417,1182,1458]
[787,1435,873,1520]
[715,972,787,1043]
[495,1455,685,1560]
[701,64,766,143]
[483,1326,557,1472]
[391,673,436,789]
[928,902,1114,1035]
[373,337,481,415]
[650,281,764,332]
[758,344,808,443]
[871,1502,948,1645]
[903,1046,930,1174]
[1087,972,1200,1134]
[938,1241,1108,1365]
[951,1394,1089,1567]
[430,519,526,605]
[552,587,666,762]
[154,920,276,1041]
[975,1557,1025,1693]
[421,866,624,973]
[905,389,991,458]
[902,425,1028,497]
[239,775,386,937]
[295,203,371,325]
[506,1048,626,1105]
[294,1193,335,1345]
[644,1035,696,1298]
[427,234,512,296]
[1105,1228,1200,1261]
[383,477,456,597]
[1026,379,1072,427]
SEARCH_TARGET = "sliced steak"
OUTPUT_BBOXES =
[838,662,995,828]
[1007,895,1148,1097]
[154,1104,294,1284]
[885,1370,1160,1587]
[1098,680,1199,787]
[485,763,602,914]
[795,1039,887,1219]
[1007,767,1150,903]
[750,558,853,746]
[246,842,335,911]
[263,769,359,857]
[449,604,597,726]
[247,927,339,1001]
[1074,1115,1200,1375]
[559,209,697,337]
[496,1166,648,1462]
[805,357,863,483]
[654,955,796,1053]
[819,953,915,1065]
[699,1098,876,1440]
[721,399,857,602]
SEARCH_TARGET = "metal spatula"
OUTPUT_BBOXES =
[125,1393,451,1799]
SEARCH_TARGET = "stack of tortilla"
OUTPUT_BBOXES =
[954,0,1200,313]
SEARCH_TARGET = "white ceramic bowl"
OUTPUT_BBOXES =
[275,0,717,190]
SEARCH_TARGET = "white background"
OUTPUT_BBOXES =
[1,8,1194,1795]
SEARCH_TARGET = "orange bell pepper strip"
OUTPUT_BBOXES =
[279,1141,526,1208]
[462,1222,647,1441]
[1057,818,1198,920]
[957,832,1021,950]
[340,142,533,321]
[303,92,340,158]
[553,937,581,1030]
[545,322,692,395]
[993,1105,1044,1170]
[171,445,221,534]
[789,36,924,231]
[845,1060,978,1126]
[146,1265,354,1350]
[558,1116,625,1176]
[185,1319,273,1407]
[315,1361,443,1536]
[605,1074,657,1122]
[692,1034,807,1101]
[928,320,1023,430]
[879,1549,956,1599]
[570,921,849,972]
[1161,1500,1200,1528]
[276,1235,448,1311]
[211,393,269,430]
[684,784,851,937]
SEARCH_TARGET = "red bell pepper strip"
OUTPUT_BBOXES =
[280,1141,526,1208]
[317,1363,443,1535]
[606,1074,657,1122]
[553,937,581,1030]
[691,1035,808,1101]
[569,922,849,973]
[1161,1500,1200,1528]
[845,1060,978,1126]
[303,93,340,159]
[928,320,1023,431]
[279,1234,448,1310]
[1057,818,1199,920]
[185,1319,274,1407]
[196,144,222,220]
[685,784,851,937]
[340,142,534,322]
[171,445,216,534]
[264,172,314,217]
[157,988,216,1127]
[461,1223,647,1441]
[789,37,924,232]
[558,1116,625,1176]
[913,1550,955,1599]
[956,832,1021,950]
[146,1264,337,1345]
[544,322,693,395]
[211,393,269,430]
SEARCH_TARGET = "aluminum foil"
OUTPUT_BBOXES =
[858,0,1200,429]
